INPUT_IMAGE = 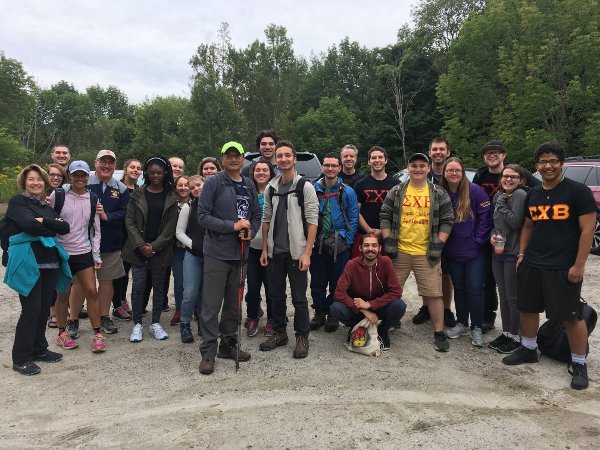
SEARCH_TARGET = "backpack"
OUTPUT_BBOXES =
[537,299,597,363]
[268,177,309,238]
[54,186,99,236]
[0,215,10,252]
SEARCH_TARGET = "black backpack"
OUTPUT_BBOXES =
[537,299,597,363]
[268,177,309,237]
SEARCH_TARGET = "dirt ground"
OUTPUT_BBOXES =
[0,255,599,449]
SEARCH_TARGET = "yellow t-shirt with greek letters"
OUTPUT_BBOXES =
[398,183,430,255]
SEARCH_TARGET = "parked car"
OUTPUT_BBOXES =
[243,151,322,182]
[393,168,476,183]
[533,156,600,255]
[89,170,145,186]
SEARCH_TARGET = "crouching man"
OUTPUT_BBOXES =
[329,233,407,351]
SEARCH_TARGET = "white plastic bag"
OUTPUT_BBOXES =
[345,318,382,357]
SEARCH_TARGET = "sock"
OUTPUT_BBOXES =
[571,353,586,365]
[93,327,102,335]
[521,336,537,350]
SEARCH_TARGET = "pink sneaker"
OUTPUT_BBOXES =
[122,301,132,314]
[264,319,274,337]
[246,318,259,337]
[92,333,106,353]
[56,331,78,350]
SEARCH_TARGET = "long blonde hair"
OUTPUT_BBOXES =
[441,157,473,223]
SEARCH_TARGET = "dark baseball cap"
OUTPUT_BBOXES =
[481,140,506,155]
[408,153,430,164]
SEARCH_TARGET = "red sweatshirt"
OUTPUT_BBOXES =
[334,254,403,313]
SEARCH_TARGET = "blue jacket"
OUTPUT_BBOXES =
[313,177,359,246]
[4,232,72,296]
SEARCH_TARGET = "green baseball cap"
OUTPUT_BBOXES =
[220,141,244,155]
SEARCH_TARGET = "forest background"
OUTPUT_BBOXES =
[1,0,599,201]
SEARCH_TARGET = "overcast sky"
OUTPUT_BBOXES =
[1,0,416,104]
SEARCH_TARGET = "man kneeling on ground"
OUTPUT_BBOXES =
[330,233,407,351]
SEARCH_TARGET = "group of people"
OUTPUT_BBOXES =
[3,131,594,390]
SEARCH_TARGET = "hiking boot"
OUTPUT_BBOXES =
[34,350,63,363]
[56,331,78,349]
[13,361,41,376]
[113,306,131,321]
[434,331,449,352]
[481,320,496,334]
[293,335,309,359]
[217,340,251,362]
[446,323,470,339]
[502,346,539,365]
[497,338,521,355]
[92,333,106,353]
[260,332,289,351]
[66,319,80,339]
[444,309,457,328]
[412,305,430,324]
[324,315,339,332]
[378,325,391,351]
[471,327,485,348]
[246,318,259,337]
[170,311,181,326]
[149,323,169,340]
[100,316,118,334]
[199,359,215,375]
[569,362,589,390]
[264,319,274,337]
[488,333,511,351]
[180,322,194,343]
[310,310,326,330]
[78,307,89,319]
[130,323,143,342]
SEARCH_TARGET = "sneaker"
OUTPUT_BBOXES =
[162,305,170,312]
[444,309,457,328]
[34,350,63,363]
[101,316,118,334]
[149,323,169,340]
[389,322,402,332]
[497,338,521,355]
[264,319,274,337]
[130,323,143,342]
[434,331,449,352]
[180,321,194,343]
[199,359,215,375]
[446,323,470,339]
[246,318,259,337]
[502,346,539,365]
[488,333,511,351]
[379,326,391,351]
[481,320,496,334]
[217,339,251,361]
[293,335,309,359]
[309,310,326,330]
[569,362,589,390]
[92,333,106,353]
[471,327,485,347]
[113,306,131,321]
[122,301,132,314]
[78,307,89,319]
[56,331,78,349]
[170,311,181,326]
[324,315,339,332]
[260,331,289,351]
[412,305,430,324]
[13,361,41,376]
[66,319,80,339]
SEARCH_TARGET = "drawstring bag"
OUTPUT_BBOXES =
[346,318,382,356]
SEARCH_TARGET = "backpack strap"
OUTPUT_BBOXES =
[89,191,98,232]
[53,187,65,214]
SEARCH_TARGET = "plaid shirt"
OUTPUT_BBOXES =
[379,180,454,267]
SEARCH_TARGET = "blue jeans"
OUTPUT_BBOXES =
[172,247,186,312]
[180,251,203,323]
[245,247,271,320]
[329,299,407,331]
[310,247,349,313]
[449,255,488,328]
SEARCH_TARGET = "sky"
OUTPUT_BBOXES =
[0,0,416,104]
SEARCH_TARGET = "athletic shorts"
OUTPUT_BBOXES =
[394,253,442,298]
[517,264,583,321]
[96,251,126,281]
[67,252,94,276]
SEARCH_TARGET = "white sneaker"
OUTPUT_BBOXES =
[471,326,485,347]
[446,323,470,339]
[130,323,143,342]
[149,323,169,340]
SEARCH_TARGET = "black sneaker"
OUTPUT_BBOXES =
[412,306,430,324]
[324,315,339,332]
[180,322,194,344]
[13,361,41,376]
[502,346,539,365]
[309,310,326,330]
[379,326,391,351]
[100,316,118,334]
[34,350,63,363]
[434,331,449,352]
[488,333,511,351]
[66,319,80,339]
[497,339,521,355]
[569,362,589,390]
[481,320,496,334]
[444,309,457,328]
[78,307,89,319]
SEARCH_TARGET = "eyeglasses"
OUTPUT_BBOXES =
[222,153,243,159]
[536,159,561,167]
[484,151,502,157]
[444,169,462,174]
[501,174,521,180]
[323,164,340,168]
[97,159,116,166]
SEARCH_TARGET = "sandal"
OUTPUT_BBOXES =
[47,316,58,328]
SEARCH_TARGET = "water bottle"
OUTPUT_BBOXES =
[494,231,505,255]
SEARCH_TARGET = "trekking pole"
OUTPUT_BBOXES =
[236,229,248,372]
